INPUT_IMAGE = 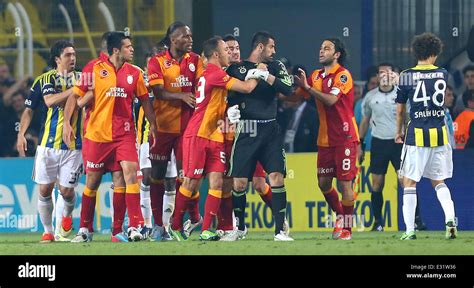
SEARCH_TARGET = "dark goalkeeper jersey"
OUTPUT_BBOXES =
[227,60,292,120]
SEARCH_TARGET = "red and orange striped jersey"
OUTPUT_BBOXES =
[301,63,359,147]
[184,63,236,143]
[74,59,148,143]
[147,50,203,134]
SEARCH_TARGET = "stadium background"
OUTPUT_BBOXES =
[0,0,473,233]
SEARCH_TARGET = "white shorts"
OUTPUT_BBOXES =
[399,144,453,182]
[139,143,177,178]
[139,143,152,170]
[32,146,83,188]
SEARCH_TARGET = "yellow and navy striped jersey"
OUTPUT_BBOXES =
[396,64,448,147]
[25,70,83,150]
[136,105,151,145]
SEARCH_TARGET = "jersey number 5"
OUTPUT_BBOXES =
[413,79,446,107]
[196,77,206,105]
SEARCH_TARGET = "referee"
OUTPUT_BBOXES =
[359,63,408,231]
[226,31,293,241]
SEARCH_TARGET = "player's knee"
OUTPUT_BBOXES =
[151,161,167,179]
[39,183,54,197]
[233,179,248,192]
[317,181,332,193]
[60,187,75,200]
[164,177,176,191]
[252,179,266,194]
[268,172,283,186]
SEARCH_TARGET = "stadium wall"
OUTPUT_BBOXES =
[0,152,472,233]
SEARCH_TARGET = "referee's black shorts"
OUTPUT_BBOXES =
[369,136,403,175]
[228,120,286,179]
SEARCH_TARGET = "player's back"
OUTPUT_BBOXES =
[185,63,234,143]
[397,64,449,147]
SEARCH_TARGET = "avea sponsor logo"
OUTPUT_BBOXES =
[86,161,104,169]
[105,87,128,98]
[171,75,192,88]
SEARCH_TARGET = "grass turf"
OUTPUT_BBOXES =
[1,231,473,255]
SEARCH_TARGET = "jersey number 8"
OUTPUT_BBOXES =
[413,79,446,107]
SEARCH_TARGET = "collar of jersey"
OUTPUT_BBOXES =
[103,58,129,73]
[412,64,438,70]
[165,49,190,63]
[320,63,341,78]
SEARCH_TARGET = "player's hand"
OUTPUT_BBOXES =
[293,68,310,90]
[16,134,27,157]
[245,69,269,81]
[180,92,196,108]
[149,125,158,150]
[256,63,268,70]
[227,105,241,124]
[395,132,404,144]
[63,122,76,147]
[357,143,365,165]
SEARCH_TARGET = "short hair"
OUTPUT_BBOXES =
[49,40,75,69]
[412,33,443,61]
[251,31,274,51]
[101,31,112,52]
[377,62,394,71]
[163,21,188,47]
[324,37,347,65]
[107,31,131,55]
[202,36,223,59]
[462,89,474,107]
[223,34,237,42]
[462,65,474,75]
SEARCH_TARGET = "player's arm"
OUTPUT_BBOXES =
[16,107,34,157]
[395,103,406,144]
[294,68,338,106]
[63,92,80,146]
[150,84,195,108]
[136,71,158,148]
[228,78,258,93]
[249,61,292,96]
[42,74,75,108]
[77,90,93,108]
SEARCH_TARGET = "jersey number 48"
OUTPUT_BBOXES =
[413,79,446,107]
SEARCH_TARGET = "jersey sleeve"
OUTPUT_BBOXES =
[271,60,293,96]
[395,72,409,104]
[41,73,55,98]
[331,70,353,98]
[74,62,94,97]
[361,94,371,117]
[147,56,164,86]
[25,76,43,110]
[196,56,205,79]
[135,70,149,101]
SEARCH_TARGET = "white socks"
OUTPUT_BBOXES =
[402,187,417,233]
[53,192,64,234]
[140,183,152,228]
[38,194,54,234]
[162,190,176,229]
[63,192,76,218]
[435,183,455,224]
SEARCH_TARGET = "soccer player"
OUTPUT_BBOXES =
[294,38,359,240]
[395,33,457,240]
[17,40,82,242]
[217,34,279,241]
[226,31,294,241]
[63,31,157,242]
[147,21,204,239]
[171,36,260,241]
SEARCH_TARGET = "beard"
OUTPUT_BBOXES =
[319,57,334,66]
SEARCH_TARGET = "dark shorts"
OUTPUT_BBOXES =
[370,137,403,175]
[228,120,285,179]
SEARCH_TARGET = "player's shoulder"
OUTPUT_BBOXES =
[188,51,200,60]
[364,87,379,99]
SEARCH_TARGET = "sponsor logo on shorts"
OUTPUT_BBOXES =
[86,161,104,169]
[149,153,167,161]
[194,168,204,175]
[318,167,334,174]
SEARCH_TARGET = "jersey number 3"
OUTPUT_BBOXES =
[413,79,446,107]
[196,77,206,105]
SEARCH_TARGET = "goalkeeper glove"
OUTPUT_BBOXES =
[227,105,241,124]
[245,69,269,81]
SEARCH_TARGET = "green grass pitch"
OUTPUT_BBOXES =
[1,231,473,255]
